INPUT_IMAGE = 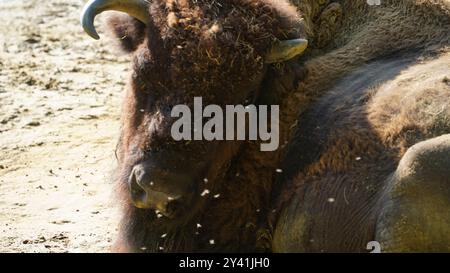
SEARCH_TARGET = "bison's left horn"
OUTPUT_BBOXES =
[81,0,150,40]
[265,39,308,63]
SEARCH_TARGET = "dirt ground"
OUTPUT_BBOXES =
[0,0,131,252]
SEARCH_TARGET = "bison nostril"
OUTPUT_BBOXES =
[132,165,148,187]
[128,163,192,215]
[128,165,186,214]
[129,170,148,208]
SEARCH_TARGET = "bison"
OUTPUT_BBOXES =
[80,0,450,252]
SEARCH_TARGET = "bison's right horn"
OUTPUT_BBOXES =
[81,0,150,40]
[265,38,308,63]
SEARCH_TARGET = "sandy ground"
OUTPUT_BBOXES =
[0,0,130,252]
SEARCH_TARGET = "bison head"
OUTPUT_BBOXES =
[81,0,307,221]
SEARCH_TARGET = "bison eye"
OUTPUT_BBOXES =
[145,147,160,155]
[161,105,172,115]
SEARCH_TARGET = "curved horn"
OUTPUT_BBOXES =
[81,0,150,40]
[265,38,308,63]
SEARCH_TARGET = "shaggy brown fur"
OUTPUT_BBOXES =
[273,53,450,252]
[271,0,450,252]
[111,0,308,252]
[105,0,450,252]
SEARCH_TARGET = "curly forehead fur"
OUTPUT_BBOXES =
[129,0,306,102]
[151,0,304,49]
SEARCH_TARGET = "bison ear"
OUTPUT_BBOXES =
[106,13,146,53]
[265,38,308,64]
